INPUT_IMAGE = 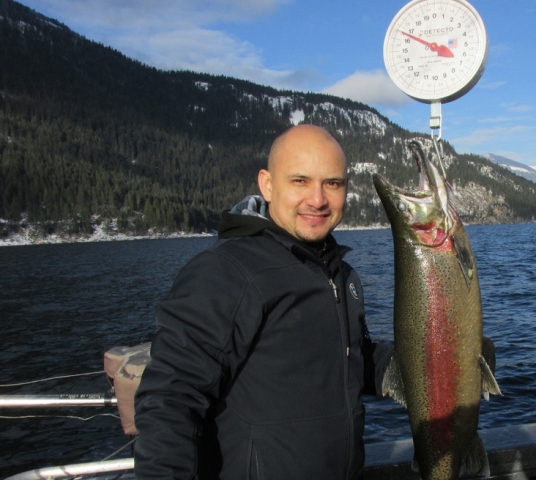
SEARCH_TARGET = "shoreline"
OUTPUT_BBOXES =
[3,220,531,247]
[0,223,389,247]
[0,222,218,247]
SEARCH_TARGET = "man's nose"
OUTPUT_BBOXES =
[307,184,328,208]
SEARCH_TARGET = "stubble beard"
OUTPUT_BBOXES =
[293,223,331,244]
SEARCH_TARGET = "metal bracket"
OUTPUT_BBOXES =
[430,101,447,178]
[430,101,442,140]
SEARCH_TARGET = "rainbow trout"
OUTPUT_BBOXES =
[373,142,501,480]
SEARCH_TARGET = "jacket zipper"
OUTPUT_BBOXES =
[329,278,339,302]
[328,275,354,480]
[329,278,350,357]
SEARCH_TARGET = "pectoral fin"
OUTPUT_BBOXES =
[480,355,502,400]
[480,336,501,400]
[482,336,496,374]
[452,230,475,290]
[382,354,407,408]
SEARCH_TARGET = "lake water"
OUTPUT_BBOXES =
[1,223,535,477]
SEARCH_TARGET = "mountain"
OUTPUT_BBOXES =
[483,154,536,184]
[1,0,535,244]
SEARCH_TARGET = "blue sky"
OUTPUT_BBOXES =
[17,0,536,167]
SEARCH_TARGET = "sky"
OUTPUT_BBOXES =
[16,0,536,167]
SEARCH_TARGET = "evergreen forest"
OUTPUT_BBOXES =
[1,0,535,239]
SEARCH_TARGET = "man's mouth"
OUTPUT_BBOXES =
[299,212,330,224]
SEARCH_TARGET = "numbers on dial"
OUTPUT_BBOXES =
[384,0,487,102]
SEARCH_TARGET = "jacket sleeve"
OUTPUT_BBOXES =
[362,336,394,396]
[133,248,264,479]
[344,262,394,397]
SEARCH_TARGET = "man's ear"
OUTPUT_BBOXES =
[258,169,272,202]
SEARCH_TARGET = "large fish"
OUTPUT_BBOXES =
[373,141,501,480]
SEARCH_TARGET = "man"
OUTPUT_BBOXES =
[134,124,393,479]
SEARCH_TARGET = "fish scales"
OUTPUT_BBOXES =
[395,232,482,478]
[374,141,500,480]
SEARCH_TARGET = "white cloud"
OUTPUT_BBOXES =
[20,0,309,89]
[489,43,509,58]
[478,116,535,125]
[22,0,320,89]
[479,81,507,90]
[321,70,410,106]
[118,28,261,71]
[115,28,318,89]
[506,104,534,113]
[479,116,515,124]
[493,151,533,165]
[452,125,532,147]
[30,0,292,28]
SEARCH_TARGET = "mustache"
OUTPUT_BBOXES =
[298,207,331,215]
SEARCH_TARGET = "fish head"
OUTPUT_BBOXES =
[373,141,457,248]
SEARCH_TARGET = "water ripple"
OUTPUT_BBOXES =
[1,224,535,475]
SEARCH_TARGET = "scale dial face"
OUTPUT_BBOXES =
[383,0,488,103]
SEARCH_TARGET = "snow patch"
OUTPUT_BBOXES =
[350,163,377,174]
[195,82,210,91]
[0,218,214,247]
[508,165,531,174]
[347,192,360,202]
[290,110,305,125]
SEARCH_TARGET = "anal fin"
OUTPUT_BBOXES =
[382,354,407,408]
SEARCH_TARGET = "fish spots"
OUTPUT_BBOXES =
[424,268,461,462]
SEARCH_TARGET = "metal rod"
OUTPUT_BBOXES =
[430,101,442,140]
[0,393,117,408]
[4,458,134,480]
[429,101,448,179]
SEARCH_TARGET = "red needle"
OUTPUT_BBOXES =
[400,31,454,58]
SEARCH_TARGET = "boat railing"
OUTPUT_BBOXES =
[0,344,149,479]
[3,458,134,480]
[0,393,117,408]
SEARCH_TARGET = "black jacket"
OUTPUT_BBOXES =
[134,210,393,480]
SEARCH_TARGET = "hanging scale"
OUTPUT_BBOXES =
[383,0,489,173]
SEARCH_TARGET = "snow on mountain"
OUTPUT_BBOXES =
[483,154,536,184]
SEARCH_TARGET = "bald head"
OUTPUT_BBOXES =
[258,125,348,242]
[267,125,347,172]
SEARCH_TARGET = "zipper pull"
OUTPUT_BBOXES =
[329,279,340,302]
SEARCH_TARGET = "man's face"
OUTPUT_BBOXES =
[258,130,348,243]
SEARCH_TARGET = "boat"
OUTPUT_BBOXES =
[2,343,536,479]
[0,344,150,480]
[365,423,536,479]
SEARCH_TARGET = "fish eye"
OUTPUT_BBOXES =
[397,201,407,212]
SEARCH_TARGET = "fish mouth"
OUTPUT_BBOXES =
[373,141,456,243]
[374,142,438,199]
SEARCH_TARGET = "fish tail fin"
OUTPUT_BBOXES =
[461,434,490,477]
[381,354,407,408]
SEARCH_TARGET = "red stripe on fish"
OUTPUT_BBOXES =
[425,265,460,460]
